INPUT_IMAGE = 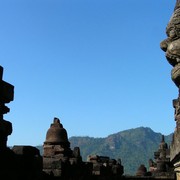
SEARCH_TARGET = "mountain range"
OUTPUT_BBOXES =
[37,127,173,175]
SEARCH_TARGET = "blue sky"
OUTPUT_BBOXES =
[0,0,177,146]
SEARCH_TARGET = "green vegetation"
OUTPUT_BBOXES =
[37,127,172,175]
[69,127,172,175]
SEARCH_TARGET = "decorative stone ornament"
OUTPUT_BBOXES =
[44,117,69,145]
[160,0,180,87]
[161,1,180,179]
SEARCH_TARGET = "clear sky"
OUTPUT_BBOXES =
[0,0,177,146]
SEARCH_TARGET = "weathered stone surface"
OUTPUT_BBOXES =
[146,136,174,178]
[0,66,14,150]
[42,118,125,178]
[160,1,180,87]
[160,1,180,179]
[0,66,14,104]
[0,66,3,80]
[0,119,12,136]
[87,155,124,176]
[0,68,13,175]
[43,157,63,169]
[0,80,14,104]
[12,146,42,170]
[43,118,84,178]
[136,164,147,176]
[171,98,180,178]
[44,117,69,145]
[12,145,40,156]
[43,145,67,157]
[171,130,180,162]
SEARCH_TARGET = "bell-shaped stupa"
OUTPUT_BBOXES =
[44,117,70,147]
[43,118,82,177]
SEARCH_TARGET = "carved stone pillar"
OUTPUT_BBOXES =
[0,66,14,150]
[160,1,180,179]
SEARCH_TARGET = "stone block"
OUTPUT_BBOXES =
[52,169,63,177]
[43,145,55,156]
[0,119,12,136]
[0,80,14,103]
[43,157,63,169]
[12,145,42,173]
[12,145,40,157]
[69,157,79,165]
[43,169,62,177]
[43,145,66,157]
[0,66,3,80]
[93,163,101,171]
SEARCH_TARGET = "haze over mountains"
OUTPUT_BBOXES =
[37,127,173,175]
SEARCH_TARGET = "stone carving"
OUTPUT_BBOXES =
[173,98,180,131]
[149,159,157,173]
[0,66,14,150]
[160,1,180,179]
[43,118,84,178]
[1,64,176,179]
[0,66,42,180]
[136,164,147,176]
[160,0,180,87]
[43,118,124,179]
[87,155,124,176]
[154,135,171,173]
[147,135,174,177]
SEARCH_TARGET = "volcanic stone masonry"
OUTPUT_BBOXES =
[160,0,180,179]
[0,63,175,179]
[43,117,84,178]
[0,1,179,180]
[43,117,124,179]
[0,65,13,150]
[0,66,42,180]
[148,135,174,177]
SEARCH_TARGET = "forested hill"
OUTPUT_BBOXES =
[69,127,173,175]
[37,127,173,175]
